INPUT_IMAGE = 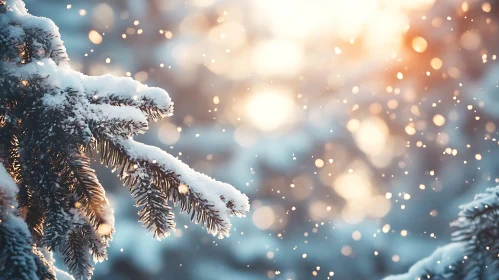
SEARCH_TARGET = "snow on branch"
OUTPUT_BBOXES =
[384,243,467,280]
[452,185,499,246]
[1,0,68,64]
[0,163,16,214]
[0,0,249,278]
[94,137,249,237]
[0,163,61,280]
[386,185,499,279]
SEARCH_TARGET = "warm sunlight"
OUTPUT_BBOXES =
[246,87,295,131]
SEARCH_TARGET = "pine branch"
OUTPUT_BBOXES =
[85,222,108,263]
[387,186,499,279]
[32,246,57,280]
[132,178,175,239]
[66,152,114,238]
[0,164,56,280]
[0,1,250,278]
[0,0,68,65]
[61,226,93,280]
[17,142,46,242]
[84,103,149,138]
[38,151,73,252]
[384,243,468,280]
[0,216,52,280]
[452,186,499,246]
[83,75,173,121]
[448,186,499,279]
[42,206,71,252]
[92,136,248,237]
[0,122,19,178]
[59,208,109,278]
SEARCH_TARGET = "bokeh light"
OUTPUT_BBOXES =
[245,87,295,131]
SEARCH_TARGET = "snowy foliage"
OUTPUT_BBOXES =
[387,185,499,280]
[0,163,61,280]
[0,0,249,279]
[384,243,468,280]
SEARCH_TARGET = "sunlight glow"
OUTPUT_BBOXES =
[246,87,295,131]
[354,117,389,156]
[252,0,433,54]
[333,172,372,200]
[252,206,275,230]
[252,40,303,77]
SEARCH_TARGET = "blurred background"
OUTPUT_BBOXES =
[25,0,499,279]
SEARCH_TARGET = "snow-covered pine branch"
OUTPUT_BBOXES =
[385,185,499,280]
[0,0,249,279]
[0,163,75,280]
[0,163,57,280]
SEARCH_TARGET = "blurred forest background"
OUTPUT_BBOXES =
[25,0,499,279]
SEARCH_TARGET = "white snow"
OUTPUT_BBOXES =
[82,74,173,116]
[0,3,250,279]
[3,0,68,65]
[3,58,171,142]
[0,163,18,212]
[384,242,467,280]
[457,185,499,218]
[116,137,250,237]
[54,267,75,280]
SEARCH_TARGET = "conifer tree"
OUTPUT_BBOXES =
[386,186,499,280]
[0,1,249,279]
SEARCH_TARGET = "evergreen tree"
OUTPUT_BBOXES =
[383,191,493,279]
[387,186,499,280]
[0,1,249,279]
